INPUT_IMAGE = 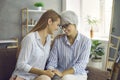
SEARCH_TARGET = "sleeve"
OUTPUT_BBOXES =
[16,36,33,72]
[46,39,58,70]
[73,38,91,74]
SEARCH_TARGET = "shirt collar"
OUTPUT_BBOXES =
[64,32,81,44]
[35,31,51,42]
[76,32,80,41]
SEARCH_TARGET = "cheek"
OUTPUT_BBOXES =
[51,26,56,32]
[67,28,72,32]
[54,24,58,29]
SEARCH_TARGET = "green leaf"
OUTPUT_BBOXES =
[34,2,44,7]
[90,40,104,58]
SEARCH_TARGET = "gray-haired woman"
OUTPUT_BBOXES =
[46,10,91,80]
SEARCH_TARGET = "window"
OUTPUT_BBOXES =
[62,0,113,39]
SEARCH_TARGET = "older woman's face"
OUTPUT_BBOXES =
[61,23,77,36]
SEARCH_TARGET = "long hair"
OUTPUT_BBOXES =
[30,9,61,32]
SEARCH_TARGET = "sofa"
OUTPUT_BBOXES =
[87,66,110,80]
[0,48,110,80]
[0,48,17,80]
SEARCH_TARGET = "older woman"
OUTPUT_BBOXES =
[46,10,91,80]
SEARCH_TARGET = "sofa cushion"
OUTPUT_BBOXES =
[0,48,17,80]
[87,66,110,80]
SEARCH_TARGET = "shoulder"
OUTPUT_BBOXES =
[78,32,91,43]
[55,34,65,39]
[27,32,35,39]
[53,34,65,41]
[51,34,65,47]
[22,32,35,43]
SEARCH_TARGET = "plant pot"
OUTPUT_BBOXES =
[88,58,102,69]
[91,57,102,62]
[37,7,42,10]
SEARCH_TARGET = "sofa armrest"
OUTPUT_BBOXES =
[0,48,17,80]
[86,66,110,80]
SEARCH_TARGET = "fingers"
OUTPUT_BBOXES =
[9,76,16,80]
[52,70,63,77]
[45,70,55,78]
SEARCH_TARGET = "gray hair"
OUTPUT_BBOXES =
[60,10,78,26]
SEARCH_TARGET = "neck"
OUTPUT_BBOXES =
[38,29,48,39]
[38,29,48,45]
[68,31,78,40]
[67,31,78,45]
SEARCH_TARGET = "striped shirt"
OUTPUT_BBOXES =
[46,32,91,75]
[12,31,51,79]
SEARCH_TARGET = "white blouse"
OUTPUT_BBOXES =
[12,31,51,80]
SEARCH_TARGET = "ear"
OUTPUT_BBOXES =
[48,18,52,25]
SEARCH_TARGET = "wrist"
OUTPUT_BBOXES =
[43,70,47,75]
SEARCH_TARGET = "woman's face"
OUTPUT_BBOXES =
[61,23,76,36]
[48,18,60,34]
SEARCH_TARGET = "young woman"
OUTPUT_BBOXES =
[9,9,61,80]
[46,10,91,80]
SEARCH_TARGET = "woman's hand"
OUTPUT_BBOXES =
[9,75,16,80]
[44,70,55,78]
[52,69,63,77]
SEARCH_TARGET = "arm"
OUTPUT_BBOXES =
[72,38,91,74]
[46,39,58,70]
[62,68,74,76]
[16,36,33,72]
[15,36,54,77]
[12,36,33,79]
[46,39,63,77]
[29,68,54,78]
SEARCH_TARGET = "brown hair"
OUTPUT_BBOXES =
[30,9,61,32]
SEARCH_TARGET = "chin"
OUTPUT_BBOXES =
[65,34,69,37]
[65,33,70,36]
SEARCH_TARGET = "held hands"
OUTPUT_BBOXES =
[46,69,63,78]
[52,69,63,77]
[44,70,55,78]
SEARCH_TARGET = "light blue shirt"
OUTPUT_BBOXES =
[46,32,91,75]
[12,31,51,79]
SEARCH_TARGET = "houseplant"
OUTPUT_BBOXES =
[34,2,44,10]
[87,16,98,38]
[90,40,104,61]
